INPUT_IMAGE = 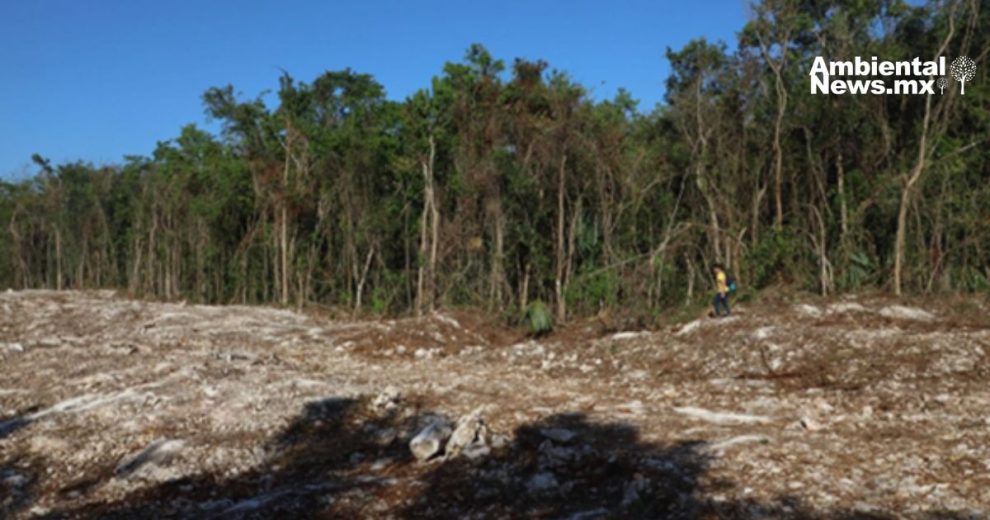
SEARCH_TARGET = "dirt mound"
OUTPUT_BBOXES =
[1,290,988,518]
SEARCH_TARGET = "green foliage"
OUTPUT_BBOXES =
[843,250,875,290]
[746,229,800,289]
[3,0,988,313]
[523,300,553,336]
[566,269,619,315]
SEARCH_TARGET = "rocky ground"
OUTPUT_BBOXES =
[0,289,988,519]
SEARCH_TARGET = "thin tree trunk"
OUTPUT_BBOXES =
[428,136,439,312]
[416,135,437,315]
[489,200,505,310]
[519,261,530,312]
[836,151,848,244]
[757,30,789,229]
[354,247,374,313]
[555,154,567,322]
[54,228,62,291]
[893,10,954,296]
[894,96,929,296]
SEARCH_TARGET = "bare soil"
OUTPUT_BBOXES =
[1,290,988,519]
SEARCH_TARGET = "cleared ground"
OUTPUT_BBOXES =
[1,290,988,519]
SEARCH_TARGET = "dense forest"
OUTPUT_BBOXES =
[1,0,987,320]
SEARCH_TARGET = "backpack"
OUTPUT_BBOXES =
[726,276,737,294]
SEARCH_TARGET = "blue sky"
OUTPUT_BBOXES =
[0,1,747,178]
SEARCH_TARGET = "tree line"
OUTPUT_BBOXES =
[1,0,987,320]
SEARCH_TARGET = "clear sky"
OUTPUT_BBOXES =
[0,0,747,178]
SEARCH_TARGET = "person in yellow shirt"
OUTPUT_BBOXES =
[712,264,731,317]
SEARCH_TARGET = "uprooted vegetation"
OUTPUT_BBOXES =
[1,290,989,519]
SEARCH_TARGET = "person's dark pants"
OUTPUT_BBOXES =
[713,292,730,317]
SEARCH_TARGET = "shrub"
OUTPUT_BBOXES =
[523,300,553,336]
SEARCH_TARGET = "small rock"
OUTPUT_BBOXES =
[609,331,647,341]
[675,319,703,336]
[879,305,935,321]
[621,474,650,507]
[567,508,609,520]
[445,407,486,458]
[115,439,186,477]
[3,342,24,353]
[36,337,61,348]
[618,400,645,415]
[489,433,509,449]
[800,416,825,431]
[371,386,401,412]
[540,427,577,444]
[3,473,28,488]
[829,302,867,314]
[527,471,559,493]
[752,327,775,340]
[373,427,398,446]
[538,440,581,468]
[462,444,491,460]
[410,421,453,461]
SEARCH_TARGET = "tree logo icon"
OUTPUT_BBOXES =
[950,56,976,95]
[937,77,947,94]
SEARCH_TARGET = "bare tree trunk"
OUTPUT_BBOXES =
[684,254,695,306]
[771,84,786,229]
[565,198,581,309]
[129,236,142,294]
[894,10,954,296]
[519,261,530,312]
[240,248,249,304]
[146,212,157,295]
[281,191,290,305]
[416,134,438,315]
[756,26,790,229]
[555,154,567,322]
[692,79,721,260]
[836,151,848,245]
[428,162,439,311]
[489,200,505,310]
[8,208,27,289]
[54,228,62,291]
[894,97,930,296]
[354,247,374,313]
[416,191,428,316]
[271,215,280,303]
[77,237,87,290]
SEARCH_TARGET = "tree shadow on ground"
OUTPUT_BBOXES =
[0,412,33,440]
[1,454,41,518]
[400,412,711,519]
[44,396,417,518]
[38,398,984,520]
